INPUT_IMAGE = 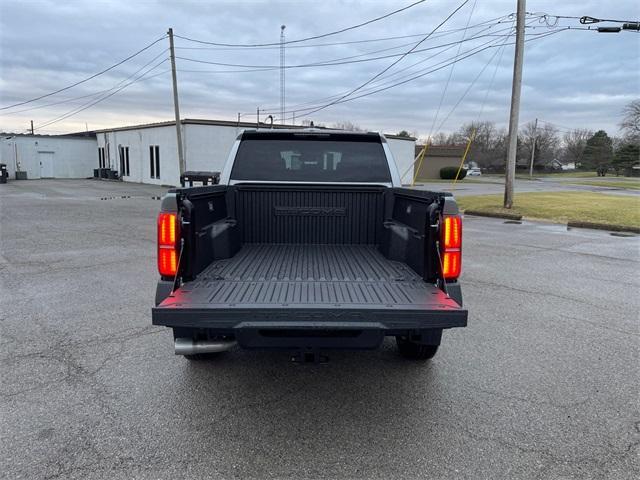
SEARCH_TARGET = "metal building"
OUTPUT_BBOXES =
[0,133,97,180]
[95,119,416,186]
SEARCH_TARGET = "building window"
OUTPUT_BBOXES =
[149,145,160,179]
[119,146,130,176]
[154,145,160,178]
[98,147,105,168]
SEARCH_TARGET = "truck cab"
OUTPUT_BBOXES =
[152,129,466,361]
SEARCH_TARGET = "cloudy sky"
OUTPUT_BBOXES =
[0,0,638,139]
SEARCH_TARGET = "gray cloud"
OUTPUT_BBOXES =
[1,0,638,137]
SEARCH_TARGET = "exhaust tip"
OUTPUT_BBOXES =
[175,338,237,356]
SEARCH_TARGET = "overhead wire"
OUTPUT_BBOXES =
[289,0,472,120]
[173,14,513,51]
[427,0,478,140]
[33,59,169,130]
[277,27,569,122]
[175,17,586,84]
[275,27,516,119]
[174,30,516,70]
[435,21,514,134]
[258,20,511,114]
[0,35,168,111]
[173,0,428,47]
[4,49,170,116]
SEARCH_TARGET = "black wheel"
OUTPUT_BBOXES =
[183,352,221,361]
[396,336,439,360]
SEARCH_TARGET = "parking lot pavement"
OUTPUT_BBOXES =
[1,179,638,480]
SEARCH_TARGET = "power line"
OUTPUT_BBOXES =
[34,60,169,131]
[172,15,513,51]
[174,30,514,70]
[0,35,167,111]
[279,28,568,122]
[294,0,472,119]
[434,21,513,133]
[260,21,512,114]
[3,49,169,116]
[174,0,428,48]
[266,29,516,118]
[427,0,478,139]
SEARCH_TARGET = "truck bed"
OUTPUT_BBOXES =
[153,244,466,335]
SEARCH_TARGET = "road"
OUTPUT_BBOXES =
[415,175,640,197]
[1,180,638,479]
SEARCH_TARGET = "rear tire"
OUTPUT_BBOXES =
[396,336,439,360]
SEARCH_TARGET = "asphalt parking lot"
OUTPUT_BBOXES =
[1,179,638,479]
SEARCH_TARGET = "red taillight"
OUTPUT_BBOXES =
[158,212,179,277]
[441,214,462,279]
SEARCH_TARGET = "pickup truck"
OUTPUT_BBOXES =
[152,129,467,362]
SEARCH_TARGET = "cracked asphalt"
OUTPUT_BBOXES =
[1,179,638,479]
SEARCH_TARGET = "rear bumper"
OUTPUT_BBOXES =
[152,304,467,350]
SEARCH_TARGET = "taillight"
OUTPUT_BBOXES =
[158,212,180,277]
[441,214,462,279]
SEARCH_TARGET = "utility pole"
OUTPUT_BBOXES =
[30,120,34,135]
[168,28,185,175]
[528,117,537,177]
[256,107,260,127]
[280,25,286,124]
[504,0,526,209]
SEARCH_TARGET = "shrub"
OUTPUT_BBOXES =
[440,166,467,180]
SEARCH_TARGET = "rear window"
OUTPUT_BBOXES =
[230,134,392,183]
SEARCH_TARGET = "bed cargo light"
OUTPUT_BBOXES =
[158,212,179,277]
[441,215,462,279]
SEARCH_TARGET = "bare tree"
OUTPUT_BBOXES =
[430,132,455,145]
[620,99,640,142]
[331,120,364,132]
[519,122,559,167]
[562,128,592,167]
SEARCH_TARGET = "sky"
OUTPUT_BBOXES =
[0,0,638,140]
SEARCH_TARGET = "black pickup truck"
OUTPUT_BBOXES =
[152,129,467,361]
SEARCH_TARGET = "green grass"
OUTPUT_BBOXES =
[457,191,640,228]
[564,180,640,190]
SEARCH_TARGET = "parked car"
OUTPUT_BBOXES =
[152,129,467,362]
[467,167,482,176]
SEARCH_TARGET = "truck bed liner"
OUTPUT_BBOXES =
[153,245,466,330]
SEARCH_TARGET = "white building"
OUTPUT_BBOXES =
[0,133,97,180]
[95,119,416,186]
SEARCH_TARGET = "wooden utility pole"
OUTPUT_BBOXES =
[504,0,526,208]
[168,28,185,175]
[30,120,34,135]
[528,117,538,177]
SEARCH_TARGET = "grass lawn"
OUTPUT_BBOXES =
[457,191,640,229]
[564,180,640,190]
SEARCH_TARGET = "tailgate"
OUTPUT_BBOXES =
[152,244,467,331]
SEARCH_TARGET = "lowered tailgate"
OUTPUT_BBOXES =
[152,244,466,332]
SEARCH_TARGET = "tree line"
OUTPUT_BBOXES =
[409,99,640,174]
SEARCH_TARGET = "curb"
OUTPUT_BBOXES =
[567,221,640,234]
[463,210,523,221]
